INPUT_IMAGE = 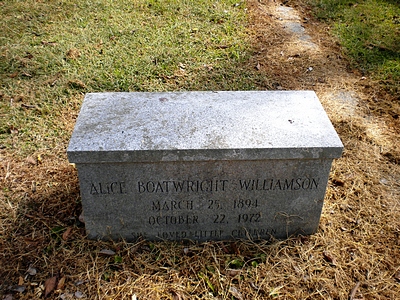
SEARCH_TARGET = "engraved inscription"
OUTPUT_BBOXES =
[239,178,320,191]
[213,214,226,223]
[158,231,188,239]
[156,230,224,239]
[137,177,319,194]
[152,200,193,211]
[238,213,262,223]
[90,177,321,196]
[87,174,323,241]
[208,199,222,209]
[231,228,277,238]
[148,215,199,225]
[135,228,279,240]
[137,179,229,193]
[90,182,126,195]
[233,198,258,209]
[192,230,224,239]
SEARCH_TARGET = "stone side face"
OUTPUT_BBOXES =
[68,91,343,241]
[77,158,332,241]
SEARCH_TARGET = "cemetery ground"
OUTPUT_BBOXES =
[0,0,399,299]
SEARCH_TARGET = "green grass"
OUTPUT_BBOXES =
[0,0,269,155]
[0,0,263,93]
[309,0,400,92]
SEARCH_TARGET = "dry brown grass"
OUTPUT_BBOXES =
[1,0,400,299]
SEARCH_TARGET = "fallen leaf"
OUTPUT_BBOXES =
[349,281,360,300]
[255,62,261,70]
[332,178,345,187]
[78,213,85,223]
[60,293,74,300]
[66,48,80,60]
[26,266,37,276]
[44,276,57,297]
[18,276,24,285]
[74,280,85,286]
[62,227,72,241]
[26,156,37,165]
[57,276,66,290]
[229,286,243,300]
[99,249,116,256]
[9,71,19,78]
[3,294,13,300]
[11,285,25,293]
[68,80,86,89]
[75,291,86,298]
[226,268,241,276]
[23,236,41,246]
[323,251,337,266]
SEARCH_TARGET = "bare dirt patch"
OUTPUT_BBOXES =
[1,0,399,299]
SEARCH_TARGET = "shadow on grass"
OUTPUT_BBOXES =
[309,0,400,93]
[0,165,82,281]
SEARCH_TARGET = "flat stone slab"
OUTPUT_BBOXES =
[276,5,318,49]
[67,91,343,241]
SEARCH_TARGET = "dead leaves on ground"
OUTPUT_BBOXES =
[6,272,83,299]
[98,249,116,256]
[67,80,86,90]
[323,251,337,266]
[44,275,57,297]
[229,286,244,300]
[65,49,80,60]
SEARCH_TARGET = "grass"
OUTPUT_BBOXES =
[0,0,269,155]
[309,0,400,93]
[1,0,400,299]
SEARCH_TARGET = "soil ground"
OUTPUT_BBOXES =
[1,0,399,299]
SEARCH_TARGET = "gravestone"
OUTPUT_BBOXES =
[67,91,343,241]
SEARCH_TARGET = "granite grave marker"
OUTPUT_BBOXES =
[67,91,343,241]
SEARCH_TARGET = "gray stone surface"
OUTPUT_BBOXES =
[276,5,317,49]
[67,91,343,241]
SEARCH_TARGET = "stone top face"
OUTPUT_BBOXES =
[67,91,343,163]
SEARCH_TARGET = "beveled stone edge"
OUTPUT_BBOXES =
[67,146,343,163]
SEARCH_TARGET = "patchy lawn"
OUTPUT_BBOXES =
[1,0,399,299]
